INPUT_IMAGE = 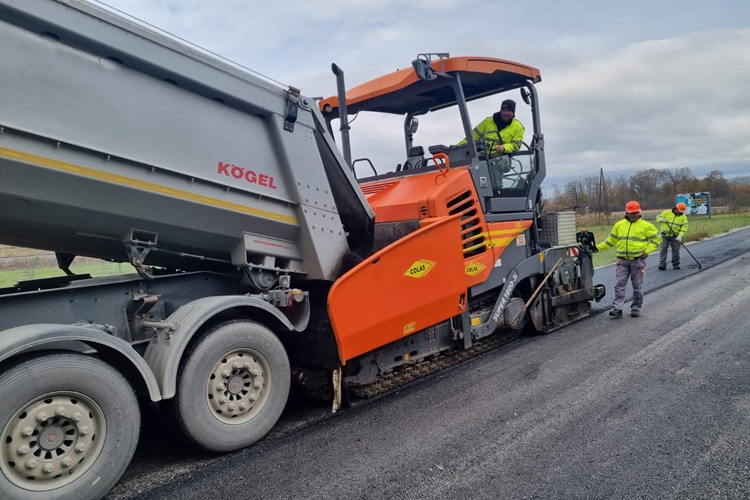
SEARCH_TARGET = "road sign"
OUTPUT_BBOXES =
[677,192,711,218]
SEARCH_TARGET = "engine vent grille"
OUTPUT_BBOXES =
[447,191,485,257]
[360,180,398,195]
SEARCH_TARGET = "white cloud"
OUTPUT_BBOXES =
[543,27,750,178]
[94,0,750,183]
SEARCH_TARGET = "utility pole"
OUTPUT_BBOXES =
[598,168,609,225]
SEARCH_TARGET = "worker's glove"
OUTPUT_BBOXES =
[656,216,665,223]
[675,236,682,243]
[640,252,649,259]
[592,247,599,253]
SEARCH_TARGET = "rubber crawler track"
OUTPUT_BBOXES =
[350,330,523,398]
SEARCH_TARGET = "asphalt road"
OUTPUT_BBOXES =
[591,227,750,313]
[108,229,750,499]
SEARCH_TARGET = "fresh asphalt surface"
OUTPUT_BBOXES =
[590,226,750,315]
[108,228,750,499]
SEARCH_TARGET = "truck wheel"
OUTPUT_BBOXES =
[175,320,290,452]
[0,353,140,500]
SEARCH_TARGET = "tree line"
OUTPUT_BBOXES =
[545,168,750,213]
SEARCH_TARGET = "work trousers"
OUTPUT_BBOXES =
[613,257,646,311]
[659,235,680,267]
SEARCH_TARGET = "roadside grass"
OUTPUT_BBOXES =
[2,213,749,287]
[584,213,750,268]
[0,262,129,287]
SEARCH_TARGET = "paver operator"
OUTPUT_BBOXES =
[457,99,525,156]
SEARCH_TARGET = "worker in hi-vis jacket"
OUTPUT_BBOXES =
[594,201,661,318]
[457,99,525,156]
[656,202,689,270]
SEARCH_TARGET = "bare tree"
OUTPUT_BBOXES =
[664,167,695,196]
[564,179,588,209]
[545,168,750,213]
[702,170,731,198]
[629,168,669,208]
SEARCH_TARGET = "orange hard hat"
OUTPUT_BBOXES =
[676,202,687,213]
[625,201,641,213]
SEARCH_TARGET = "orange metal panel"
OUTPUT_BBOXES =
[455,217,532,287]
[358,168,534,290]
[328,214,466,363]
[361,168,474,223]
[320,67,418,112]
[461,251,496,286]
[442,57,541,80]
[319,56,540,112]
[485,220,533,261]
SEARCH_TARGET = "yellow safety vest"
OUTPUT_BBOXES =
[597,216,661,259]
[457,116,525,154]
[656,209,688,237]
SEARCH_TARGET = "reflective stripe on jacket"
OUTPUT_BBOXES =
[596,216,661,259]
[457,116,525,154]
[656,209,688,237]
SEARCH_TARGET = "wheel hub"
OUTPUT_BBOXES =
[1,392,106,491]
[38,425,66,451]
[227,375,246,395]
[206,349,269,425]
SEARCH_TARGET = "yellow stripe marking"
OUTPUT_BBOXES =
[463,237,515,253]
[486,229,524,236]
[0,146,298,225]
[489,236,516,247]
[463,228,526,253]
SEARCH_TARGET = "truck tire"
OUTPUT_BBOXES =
[174,320,290,452]
[0,353,140,500]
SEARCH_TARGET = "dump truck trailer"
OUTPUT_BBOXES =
[0,1,603,499]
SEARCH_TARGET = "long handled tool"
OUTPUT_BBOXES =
[679,240,703,270]
[508,258,563,330]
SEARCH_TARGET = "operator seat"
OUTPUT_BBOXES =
[402,146,425,170]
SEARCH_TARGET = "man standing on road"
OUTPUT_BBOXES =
[656,202,689,270]
[593,201,661,318]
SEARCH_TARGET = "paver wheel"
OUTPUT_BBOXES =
[0,353,140,500]
[175,320,290,452]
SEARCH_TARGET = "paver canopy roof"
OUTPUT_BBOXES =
[320,56,541,116]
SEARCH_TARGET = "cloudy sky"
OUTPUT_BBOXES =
[96,0,750,186]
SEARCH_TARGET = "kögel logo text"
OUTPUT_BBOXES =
[218,161,278,189]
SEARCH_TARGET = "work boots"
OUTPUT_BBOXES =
[609,309,623,318]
